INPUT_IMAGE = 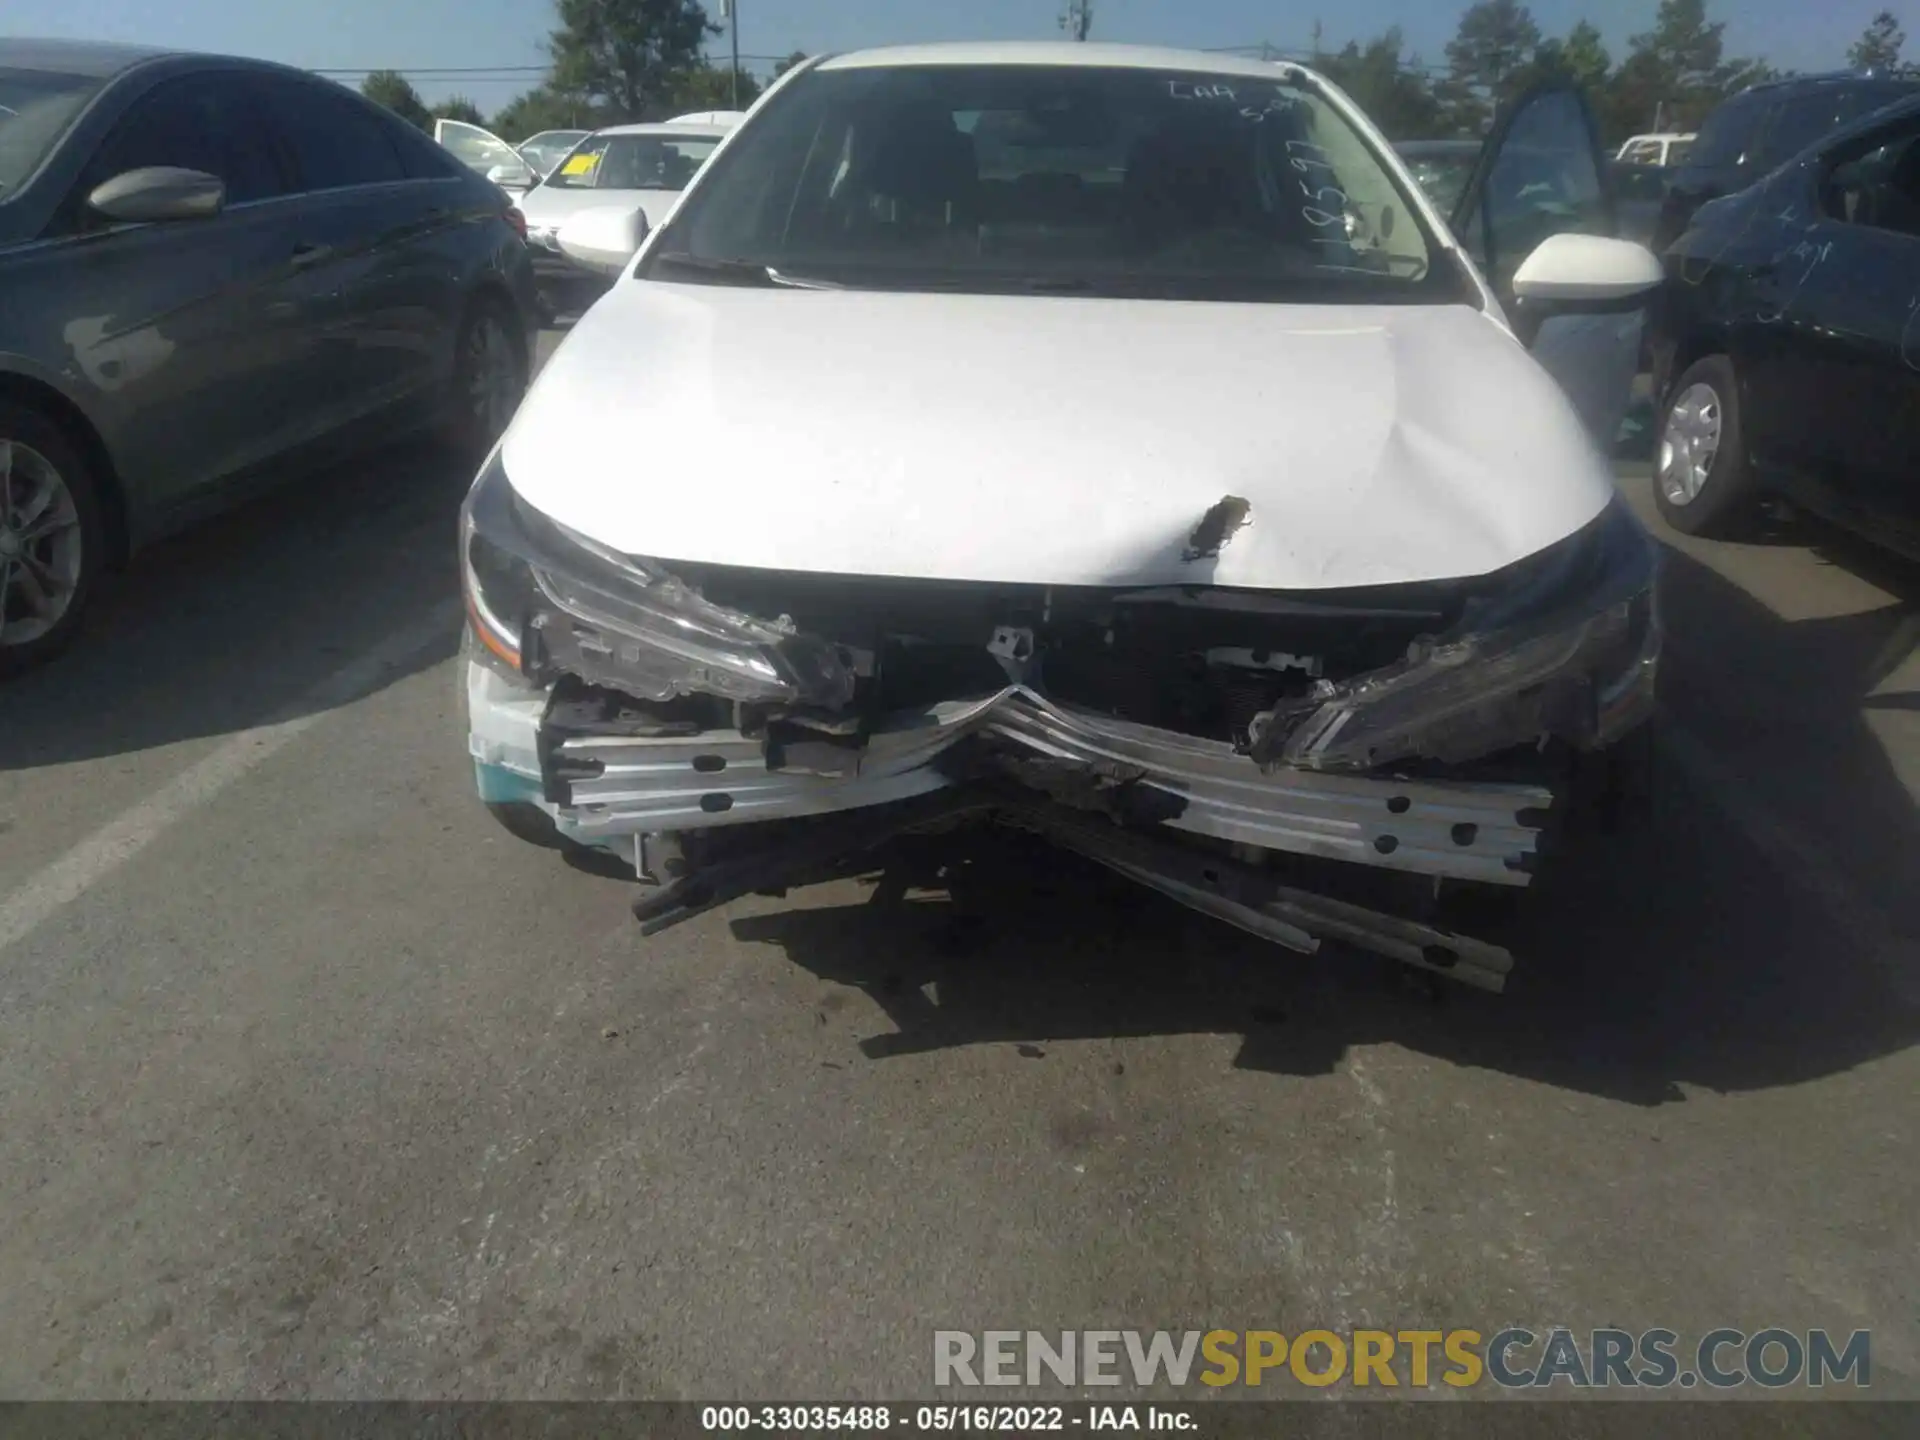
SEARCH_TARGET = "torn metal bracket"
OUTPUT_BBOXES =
[631,783,1515,992]
[1021,806,1514,992]
[630,787,1004,936]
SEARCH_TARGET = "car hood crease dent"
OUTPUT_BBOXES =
[501,285,1615,591]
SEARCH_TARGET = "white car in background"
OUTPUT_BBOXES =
[438,116,737,317]
[1614,131,1694,166]
[461,43,1666,992]
[514,127,592,178]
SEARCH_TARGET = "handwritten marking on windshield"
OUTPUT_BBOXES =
[1283,141,1350,229]
[1168,81,1238,101]
[1168,79,1304,119]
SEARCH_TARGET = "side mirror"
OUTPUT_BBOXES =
[1511,232,1664,304]
[88,167,225,224]
[557,205,650,277]
[485,162,534,190]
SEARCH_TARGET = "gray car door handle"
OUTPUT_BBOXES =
[290,241,333,269]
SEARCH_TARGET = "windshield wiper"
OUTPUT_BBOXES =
[646,252,843,289]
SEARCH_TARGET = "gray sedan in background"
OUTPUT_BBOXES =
[0,38,540,673]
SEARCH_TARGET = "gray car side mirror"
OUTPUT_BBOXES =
[88,167,226,223]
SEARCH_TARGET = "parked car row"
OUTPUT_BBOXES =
[0,37,540,672]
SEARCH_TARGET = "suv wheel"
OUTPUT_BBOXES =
[0,401,106,677]
[1653,355,1757,535]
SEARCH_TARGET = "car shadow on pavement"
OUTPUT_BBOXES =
[731,541,1920,1107]
[0,437,473,773]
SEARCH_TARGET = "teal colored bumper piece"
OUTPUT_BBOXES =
[474,761,545,805]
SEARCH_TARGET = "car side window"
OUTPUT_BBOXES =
[1823,126,1920,238]
[82,73,286,209]
[1475,89,1608,293]
[255,79,408,193]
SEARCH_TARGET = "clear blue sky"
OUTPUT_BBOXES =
[8,0,1877,107]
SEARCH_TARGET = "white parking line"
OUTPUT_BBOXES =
[0,599,463,955]
[1658,717,1920,1006]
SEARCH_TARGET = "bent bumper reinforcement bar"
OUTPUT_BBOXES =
[545,684,1553,888]
[629,785,1517,993]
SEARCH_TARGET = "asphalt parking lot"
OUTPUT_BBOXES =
[1,328,1917,1404]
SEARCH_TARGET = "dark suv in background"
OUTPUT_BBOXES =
[1653,70,1920,251]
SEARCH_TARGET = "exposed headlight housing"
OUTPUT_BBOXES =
[1248,499,1661,772]
[457,455,858,706]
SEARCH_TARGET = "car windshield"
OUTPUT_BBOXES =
[644,62,1456,302]
[544,132,721,190]
[0,65,103,195]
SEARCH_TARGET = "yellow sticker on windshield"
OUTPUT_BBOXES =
[561,152,600,175]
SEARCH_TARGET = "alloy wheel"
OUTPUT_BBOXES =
[1658,382,1722,507]
[0,439,84,649]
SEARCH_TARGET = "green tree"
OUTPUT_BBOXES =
[493,87,603,138]
[1600,0,1769,139]
[652,64,762,117]
[1440,0,1544,134]
[1542,19,1612,90]
[773,50,809,78]
[1847,11,1906,71]
[361,70,432,130]
[1319,29,1444,140]
[548,0,718,121]
[431,96,486,126]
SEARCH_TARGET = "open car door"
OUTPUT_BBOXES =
[433,118,536,192]
[1450,83,1648,448]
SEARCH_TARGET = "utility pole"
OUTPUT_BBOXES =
[1060,0,1092,42]
[721,0,740,107]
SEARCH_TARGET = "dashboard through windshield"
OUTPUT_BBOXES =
[545,132,722,191]
[642,62,1464,302]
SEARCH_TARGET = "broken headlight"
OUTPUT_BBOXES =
[1248,498,1661,773]
[457,455,857,706]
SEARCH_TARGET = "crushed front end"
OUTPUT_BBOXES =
[461,457,1659,992]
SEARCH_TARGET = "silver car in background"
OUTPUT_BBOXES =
[514,128,591,179]
[0,38,540,673]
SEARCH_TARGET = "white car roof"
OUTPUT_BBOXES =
[818,40,1323,80]
[591,122,735,139]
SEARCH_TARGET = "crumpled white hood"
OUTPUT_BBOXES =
[500,281,1615,590]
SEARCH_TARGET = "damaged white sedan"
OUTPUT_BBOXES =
[461,43,1664,991]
